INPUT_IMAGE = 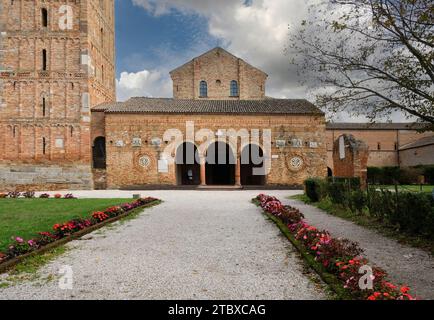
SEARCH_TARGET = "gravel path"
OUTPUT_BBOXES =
[0,190,326,300]
[285,199,434,299]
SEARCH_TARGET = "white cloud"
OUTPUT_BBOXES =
[123,0,411,122]
[127,0,314,99]
[116,69,172,101]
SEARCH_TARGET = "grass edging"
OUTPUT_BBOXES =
[252,199,352,300]
[0,199,162,274]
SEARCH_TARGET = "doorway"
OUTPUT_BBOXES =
[240,144,266,185]
[176,142,200,185]
[205,142,236,185]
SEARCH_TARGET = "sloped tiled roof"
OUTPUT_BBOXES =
[326,122,430,130]
[91,102,123,112]
[399,135,434,150]
[169,47,268,77]
[95,97,324,115]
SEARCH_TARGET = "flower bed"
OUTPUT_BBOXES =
[0,197,159,266]
[255,194,418,300]
[0,192,77,199]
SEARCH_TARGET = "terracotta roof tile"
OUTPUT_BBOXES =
[94,97,324,115]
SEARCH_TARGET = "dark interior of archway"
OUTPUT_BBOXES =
[206,142,235,185]
[93,137,106,169]
[240,144,266,185]
[176,143,200,185]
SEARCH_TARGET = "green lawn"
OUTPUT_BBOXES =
[0,198,132,252]
[379,185,434,193]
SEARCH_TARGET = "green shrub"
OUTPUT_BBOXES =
[392,193,434,236]
[304,178,327,202]
[367,167,384,184]
[423,166,434,184]
[398,167,423,185]
[327,182,349,205]
[327,177,361,190]
[367,188,396,222]
[383,167,401,184]
[348,190,367,215]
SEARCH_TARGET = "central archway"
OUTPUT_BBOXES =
[176,142,200,185]
[240,144,266,186]
[205,141,236,185]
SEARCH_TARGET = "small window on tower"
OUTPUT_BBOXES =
[41,8,48,27]
[42,97,46,117]
[377,142,381,150]
[42,137,47,155]
[42,49,47,70]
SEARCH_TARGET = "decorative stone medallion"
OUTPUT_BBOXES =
[291,139,303,148]
[132,137,142,147]
[289,156,304,171]
[276,140,286,148]
[138,155,151,168]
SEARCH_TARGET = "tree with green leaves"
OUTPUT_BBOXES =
[289,0,433,128]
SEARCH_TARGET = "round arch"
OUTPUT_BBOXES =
[176,142,201,185]
[205,141,236,185]
[240,144,266,186]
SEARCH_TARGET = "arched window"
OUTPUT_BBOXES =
[41,8,48,27]
[199,81,207,98]
[42,49,47,70]
[230,80,239,97]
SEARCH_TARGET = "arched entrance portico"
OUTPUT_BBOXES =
[240,144,266,185]
[176,142,201,185]
[205,141,236,185]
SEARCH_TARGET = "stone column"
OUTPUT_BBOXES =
[235,156,241,186]
[200,156,206,186]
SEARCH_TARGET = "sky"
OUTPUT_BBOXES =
[114,0,410,122]
[115,0,314,101]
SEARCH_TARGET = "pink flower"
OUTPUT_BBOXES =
[28,240,35,246]
[15,237,24,243]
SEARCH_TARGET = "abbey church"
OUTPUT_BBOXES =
[1,1,431,191]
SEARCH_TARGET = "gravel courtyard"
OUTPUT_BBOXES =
[0,190,326,300]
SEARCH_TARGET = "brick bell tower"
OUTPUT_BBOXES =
[0,0,115,191]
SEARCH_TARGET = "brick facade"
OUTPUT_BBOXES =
[170,48,267,100]
[0,0,115,191]
[333,134,369,188]
[103,113,327,188]
[95,48,327,188]
[326,126,434,172]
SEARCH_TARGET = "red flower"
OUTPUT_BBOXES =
[400,286,410,294]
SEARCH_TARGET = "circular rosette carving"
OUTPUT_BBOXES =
[287,155,304,172]
[136,154,153,170]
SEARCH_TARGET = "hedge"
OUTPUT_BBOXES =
[304,178,434,240]
[367,165,434,185]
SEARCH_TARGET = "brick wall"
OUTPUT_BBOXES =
[170,48,267,100]
[0,0,115,191]
[103,113,327,188]
[333,134,369,187]
[400,144,434,167]
[327,128,434,171]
